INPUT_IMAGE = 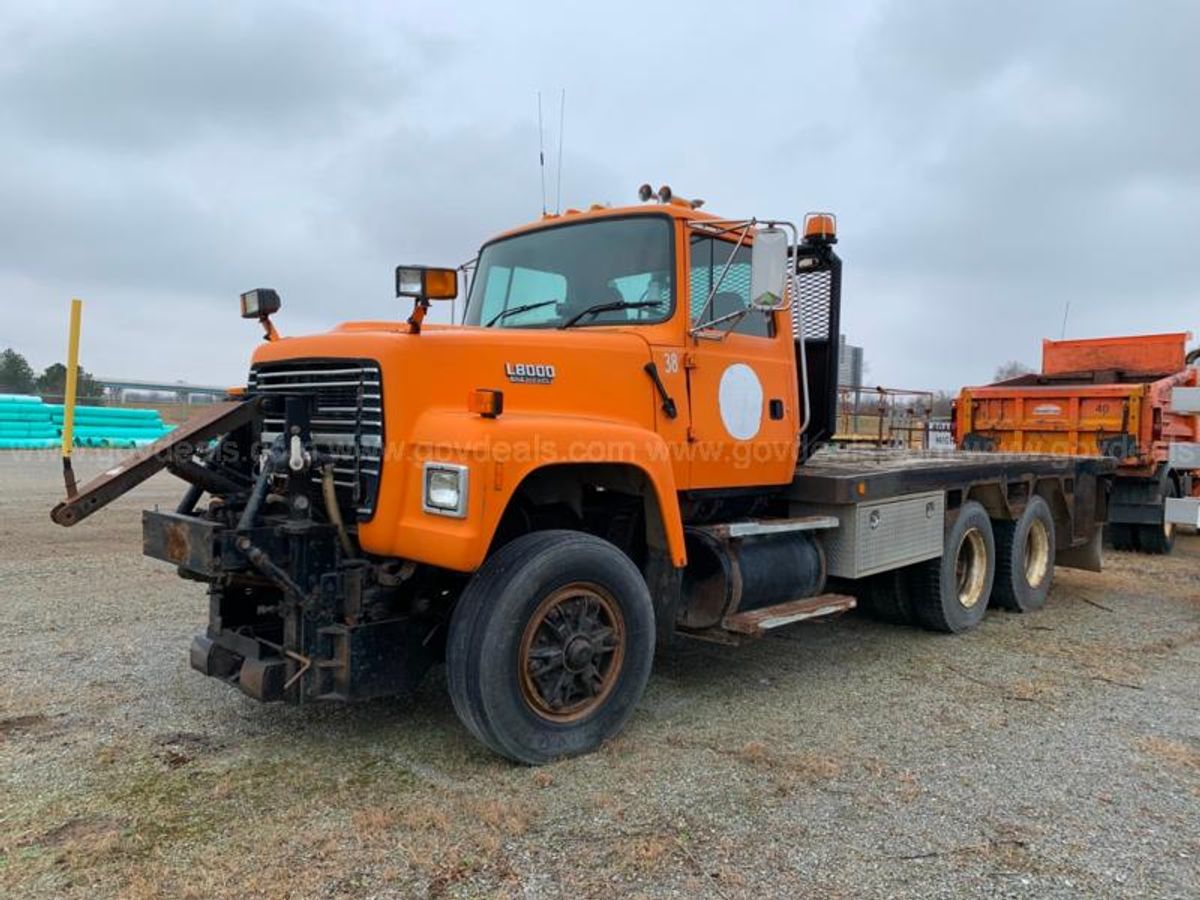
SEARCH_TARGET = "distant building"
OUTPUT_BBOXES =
[838,334,864,389]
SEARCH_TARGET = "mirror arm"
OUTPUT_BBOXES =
[688,306,753,339]
[693,221,753,329]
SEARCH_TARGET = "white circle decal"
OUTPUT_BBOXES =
[718,363,763,440]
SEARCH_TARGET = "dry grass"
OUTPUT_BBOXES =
[1,742,542,899]
[401,800,452,833]
[473,797,536,837]
[735,740,846,802]
[1139,736,1200,773]
[351,805,398,835]
[895,770,922,803]
[628,835,673,870]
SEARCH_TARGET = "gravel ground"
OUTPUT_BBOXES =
[2,449,1198,898]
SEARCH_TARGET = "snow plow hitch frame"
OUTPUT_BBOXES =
[49,397,267,528]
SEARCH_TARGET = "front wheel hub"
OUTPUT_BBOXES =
[519,583,625,722]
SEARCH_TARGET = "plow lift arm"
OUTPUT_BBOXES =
[50,398,265,527]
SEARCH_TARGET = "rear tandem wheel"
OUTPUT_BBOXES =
[991,495,1056,613]
[909,501,996,634]
[1137,481,1178,555]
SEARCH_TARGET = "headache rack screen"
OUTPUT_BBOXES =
[792,241,843,464]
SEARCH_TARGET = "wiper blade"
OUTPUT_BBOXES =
[559,300,662,329]
[485,299,557,327]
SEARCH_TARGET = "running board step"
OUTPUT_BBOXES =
[722,593,856,637]
[694,515,839,540]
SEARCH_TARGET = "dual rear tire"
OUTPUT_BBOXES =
[863,497,1057,633]
[1109,479,1178,555]
[909,501,996,633]
[1110,520,1175,555]
[991,496,1056,613]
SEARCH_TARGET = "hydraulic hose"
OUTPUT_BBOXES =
[322,464,356,558]
[237,436,284,532]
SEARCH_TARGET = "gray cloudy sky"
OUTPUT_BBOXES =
[2,0,1196,390]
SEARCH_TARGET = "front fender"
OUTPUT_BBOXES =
[358,410,686,572]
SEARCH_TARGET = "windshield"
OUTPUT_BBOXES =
[463,216,674,328]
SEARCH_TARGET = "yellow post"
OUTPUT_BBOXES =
[61,298,83,496]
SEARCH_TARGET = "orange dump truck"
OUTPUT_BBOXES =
[957,333,1200,554]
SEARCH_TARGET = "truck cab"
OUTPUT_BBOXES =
[240,203,841,576]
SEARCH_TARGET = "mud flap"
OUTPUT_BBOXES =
[1055,524,1103,572]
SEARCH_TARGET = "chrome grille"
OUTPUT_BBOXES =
[248,359,383,520]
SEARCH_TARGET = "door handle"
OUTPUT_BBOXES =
[643,362,678,420]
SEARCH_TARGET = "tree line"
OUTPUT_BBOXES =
[0,348,100,401]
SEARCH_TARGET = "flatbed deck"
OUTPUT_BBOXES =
[790,447,1115,505]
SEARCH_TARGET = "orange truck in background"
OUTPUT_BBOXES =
[52,190,1117,763]
[956,332,1200,554]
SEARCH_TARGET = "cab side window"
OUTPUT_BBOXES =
[688,236,774,338]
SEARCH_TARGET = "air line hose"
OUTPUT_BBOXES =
[322,464,356,558]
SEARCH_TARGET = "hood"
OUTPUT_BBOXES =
[250,323,660,431]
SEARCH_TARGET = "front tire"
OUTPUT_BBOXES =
[909,501,995,633]
[446,530,655,765]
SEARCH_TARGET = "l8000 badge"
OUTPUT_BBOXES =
[504,363,556,384]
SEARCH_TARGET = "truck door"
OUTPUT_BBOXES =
[684,232,799,490]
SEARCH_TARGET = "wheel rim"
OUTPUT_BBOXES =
[518,582,625,723]
[955,528,988,609]
[1024,518,1051,588]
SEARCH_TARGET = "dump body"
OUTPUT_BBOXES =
[956,332,1199,550]
[957,333,1199,472]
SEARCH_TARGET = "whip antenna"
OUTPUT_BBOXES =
[555,89,565,213]
[537,92,547,216]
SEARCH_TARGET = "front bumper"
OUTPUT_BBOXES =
[143,495,436,705]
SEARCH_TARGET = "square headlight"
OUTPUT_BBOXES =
[396,267,425,298]
[423,463,468,517]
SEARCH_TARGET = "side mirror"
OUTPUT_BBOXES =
[395,265,457,301]
[749,227,789,311]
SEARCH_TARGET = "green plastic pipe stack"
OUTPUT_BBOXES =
[0,394,58,447]
[0,394,175,449]
[45,402,174,445]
